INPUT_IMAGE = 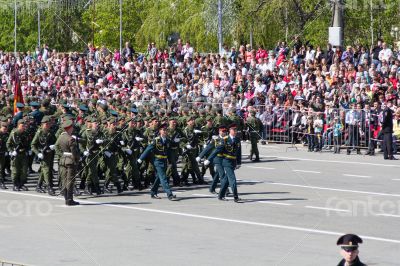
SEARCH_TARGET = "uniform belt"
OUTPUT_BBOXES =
[217,154,224,157]
[63,152,73,156]
[155,155,167,159]
[223,154,236,159]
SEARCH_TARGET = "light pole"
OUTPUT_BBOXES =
[38,4,41,49]
[217,0,223,54]
[14,0,17,57]
[119,0,122,54]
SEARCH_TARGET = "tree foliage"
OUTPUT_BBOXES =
[0,0,399,52]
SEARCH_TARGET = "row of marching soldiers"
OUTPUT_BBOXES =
[0,103,263,204]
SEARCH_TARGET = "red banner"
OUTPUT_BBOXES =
[13,64,24,115]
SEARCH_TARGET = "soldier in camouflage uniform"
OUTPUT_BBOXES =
[142,118,159,187]
[122,117,144,190]
[7,119,30,191]
[166,117,183,186]
[199,116,217,179]
[246,110,262,162]
[180,116,205,185]
[102,117,123,194]
[31,116,57,195]
[81,117,103,195]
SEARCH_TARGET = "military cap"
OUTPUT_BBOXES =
[90,98,97,104]
[30,101,40,107]
[149,117,158,122]
[337,234,363,249]
[205,115,213,121]
[187,115,196,122]
[79,105,88,112]
[110,110,119,117]
[1,116,8,122]
[0,122,8,127]
[158,123,168,131]
[219,125,228,132]
[16,102,25,108]
[169,116,178,121]
[228,123,237,129]
[17,119,26,125]
[61,119,73,129]
[41,116,51,123]
[107,116,117,123]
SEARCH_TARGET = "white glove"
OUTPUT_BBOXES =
[49,145,55,150]
[104,151,112,158]
[212,135,219,140]
[174,138,180,143]
[195,157,201,162]
[11,151,17,157]
[203,144,207,149]
[96,139,104,144]
[125,149,132,155]
[120,140,125,146]
[83,150,89,156]
[204,160,210,166]
[236,165,241,170]
[186,144,193,149]
[194,129,202,134]
[38,153,43,159]
[28,150,32,156]
[72,135,78,140]
[137,158,142,164]
[135,137,143,141]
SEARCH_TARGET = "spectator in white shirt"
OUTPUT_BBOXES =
[379,42,393,62]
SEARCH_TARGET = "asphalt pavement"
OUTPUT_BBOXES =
[0,143,399,266]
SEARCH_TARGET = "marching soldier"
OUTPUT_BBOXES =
[81,117,103,195]
[142,117,159,187]
[55,119,80,206]
[137,123,178,201]
[122,117,144,190]
[199,116,217,181]
[206,124,242,202]
[31,116,57,195]
[0,121,9,189]
[102,117,123,194]
[197,125,227,194]
[166,117,183,186]
[181,116,204,185]
[246,110,262,162]
[7,119,30,191]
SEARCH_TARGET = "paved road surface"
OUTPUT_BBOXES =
[0,143,399,265]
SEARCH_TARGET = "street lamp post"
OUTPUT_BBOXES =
[391,26,399,41]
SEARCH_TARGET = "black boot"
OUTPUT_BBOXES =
[116,182,123,194]
[48,187,56,196]
[83,184,92,195]
[103,181,112,193]
[0,182,7,190]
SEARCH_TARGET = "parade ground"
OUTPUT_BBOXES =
[1,144,399,266]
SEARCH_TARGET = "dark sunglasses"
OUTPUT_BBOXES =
[342,247,358,252]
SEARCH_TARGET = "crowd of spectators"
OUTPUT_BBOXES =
[1,37,400,154]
